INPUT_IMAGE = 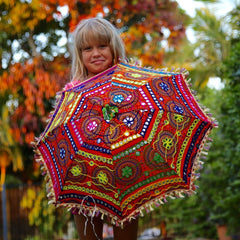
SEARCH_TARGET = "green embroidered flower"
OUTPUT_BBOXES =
[153,153,164,163]
[102,104,118,121]
[122,166,133,178]
[162,137,173,150]
[97,171,108,185]
[70,165,81,177]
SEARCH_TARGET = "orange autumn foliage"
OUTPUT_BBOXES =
[0,56,70,145]
[1,0,187,67]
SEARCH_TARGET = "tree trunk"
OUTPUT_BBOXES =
[28,31,39,57]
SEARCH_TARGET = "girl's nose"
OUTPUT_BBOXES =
[92,47,101,56]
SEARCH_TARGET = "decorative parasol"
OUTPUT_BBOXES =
[35,62,216,226]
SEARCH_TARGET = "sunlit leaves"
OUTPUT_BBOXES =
[0,0,51,34]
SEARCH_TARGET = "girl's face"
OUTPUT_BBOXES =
[82,41,113,79]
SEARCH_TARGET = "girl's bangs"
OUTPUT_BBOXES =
[79,25,111,49]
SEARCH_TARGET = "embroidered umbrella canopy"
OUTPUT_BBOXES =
[35,62,215,226]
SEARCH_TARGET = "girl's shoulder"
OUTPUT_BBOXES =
[63,80,80,90]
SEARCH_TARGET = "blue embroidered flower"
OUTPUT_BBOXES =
[113,94,124,103]
[59,148,66,159]
[160,82,169,91]
[123,116,134,127]
[174,105,184,114]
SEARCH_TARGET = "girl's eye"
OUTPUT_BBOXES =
[99,45,108,48]
[83,46,92,51]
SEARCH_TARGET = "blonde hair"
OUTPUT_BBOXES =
[70,17,126,82]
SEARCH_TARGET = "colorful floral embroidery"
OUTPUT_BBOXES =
[122,166,133,178]
[162,137,173,150]
[113,94,124,103]
[36,62,214,227]
[70,165,82,176]
[123,117,134,127]
[87,121,98,131]
[102,104,119,121]
[97,171,108,185]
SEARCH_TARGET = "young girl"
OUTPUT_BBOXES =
[67,18,139,240]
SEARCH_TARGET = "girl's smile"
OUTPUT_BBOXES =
[82,42,113,78]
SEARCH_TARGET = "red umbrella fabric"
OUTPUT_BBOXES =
[35,62,216,226]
